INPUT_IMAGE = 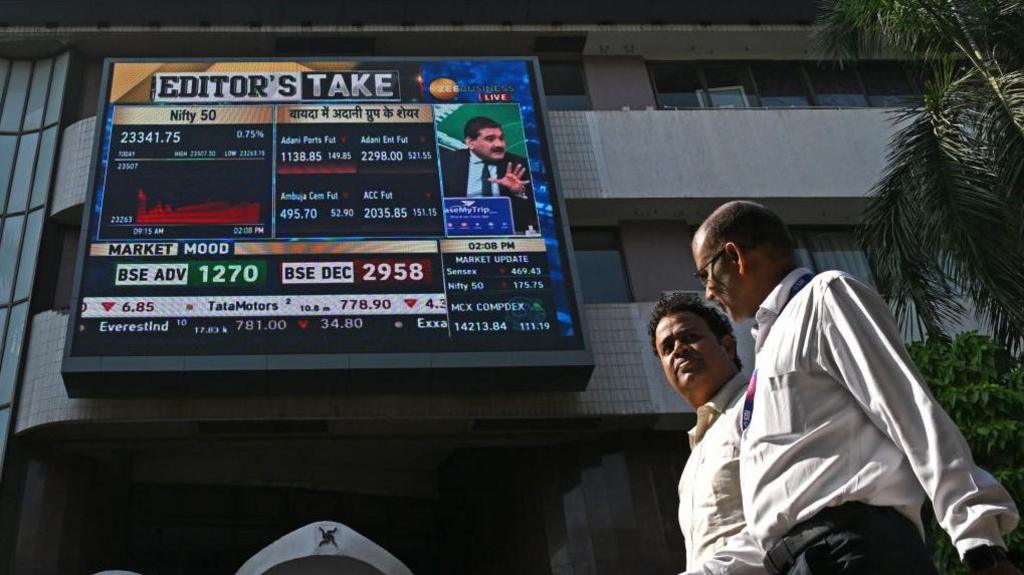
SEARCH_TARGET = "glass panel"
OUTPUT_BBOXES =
[751,64,810,107]
[0,61,31,132]
[0,408,9,469]
[799,230,875,286]
[649,64,703,108]
[0,309,7,348]
[0,135,16,213]
[859,62,917,107]
[0,60,9,99]
[574,251,632,303]
[544,95,591,111]
[806,64,869,107]
[0,302,28,404]
[30,126,57,208]
[7,132,38,213]
[22,58,52,131]
[702,66,758,107]
[14,209,43,300]
[540,61,587,96]
[44,52,69,126]
[0,215,24,302]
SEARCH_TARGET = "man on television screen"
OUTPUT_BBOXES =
[441,116,540,235]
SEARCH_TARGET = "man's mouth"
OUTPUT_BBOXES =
[675,358,702,373]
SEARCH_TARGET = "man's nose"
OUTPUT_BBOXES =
[704,285,716,301]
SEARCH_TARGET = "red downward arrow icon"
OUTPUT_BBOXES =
[102,302,115,311]
[404,299,417,308]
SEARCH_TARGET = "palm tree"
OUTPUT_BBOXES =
[813,0,1024,353]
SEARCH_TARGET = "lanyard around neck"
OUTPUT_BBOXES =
[740,272,814,432]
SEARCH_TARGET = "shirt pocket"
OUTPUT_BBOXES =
[753,370,805,438]
[707,442,740,494]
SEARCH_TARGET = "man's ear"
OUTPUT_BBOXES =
[721,333,737,361]
[723,241,749,275]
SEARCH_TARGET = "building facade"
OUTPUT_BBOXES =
[0,2,930,573]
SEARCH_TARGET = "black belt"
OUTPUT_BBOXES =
[763,502,886,575]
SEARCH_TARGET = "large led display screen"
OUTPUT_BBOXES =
[62,59,591,394]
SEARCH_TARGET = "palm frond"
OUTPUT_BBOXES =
[867,68,1024,349]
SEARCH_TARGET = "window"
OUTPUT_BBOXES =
[22,58,53,131]
[0,61,31,132]
[649,63,703,108]
[0,215,24,301]
[805,64,869,107]
[571,228,632,303]
[751,64,810,107]
[859,62,918,107]
[31,126,57,208]
[0,302,28,404]
[792,228,874,286]
[14,209,43,300]
[8,132,39,214]
[702,65,758,108]
[540,61,590,110]
[0,136,15,211]
[649,61,919,109]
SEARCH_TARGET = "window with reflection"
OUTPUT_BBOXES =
[0,136,16,211]
[0,61,31,132]
[8,133,39,214]
[702,65,758,108]
[649,63,703,108]
[0,302,28,404]
[540,61,590,111]
[0,216,24,301]
[859,62,918,107]
[751,64,810,107]
[792,228,874,286]
[14,209,43,300]
[571,228,633,303]
[805,64,869,107]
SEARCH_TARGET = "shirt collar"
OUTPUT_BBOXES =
[469,153,486,167]
[686,371,745,440]
[753,267,814,334]
[704,370,746,414]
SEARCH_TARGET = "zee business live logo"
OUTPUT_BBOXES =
[428,77,514,102]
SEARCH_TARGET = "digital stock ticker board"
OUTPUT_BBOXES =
[62,59,592,395]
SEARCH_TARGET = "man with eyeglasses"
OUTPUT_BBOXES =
[690,200,1020,575]
[649,293,765,575]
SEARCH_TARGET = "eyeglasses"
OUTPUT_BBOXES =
[693,248,726,288]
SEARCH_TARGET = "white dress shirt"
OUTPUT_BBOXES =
[741,267,1019,557]
[678,373,766,575]
[466,154,497,198]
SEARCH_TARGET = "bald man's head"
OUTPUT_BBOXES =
[691,201,798,321]
[695,201,796,262]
